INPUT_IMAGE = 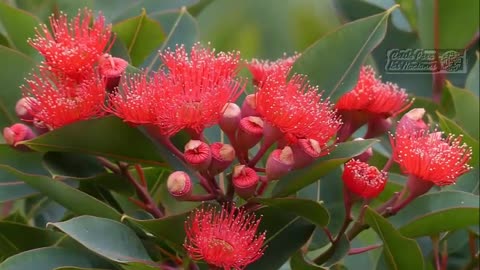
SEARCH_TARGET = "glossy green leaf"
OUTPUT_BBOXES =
[248,207,316,270]
[446,82,480,138]
[364,207,424,270]
[466,52,479,96]
[0,221,64,260]
[113,10,165,66]
[21,117,165,166]
[254,198,330,227]
[0,46,35,128]
[272,139,378,197]
[291,7,395,100]
[437,112,479,166]
[0,3,40,56]
[312,234,350,266]
[290,251,327,270]
[123,213,188,251]
[417,0,479,49]
[49,216,153,264]
[0,165,121,220]
[55,267,110,270]
[43,152,106,179]
[389,191,479,238]
[0,247,110,270]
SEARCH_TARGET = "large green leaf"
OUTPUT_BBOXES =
[291,6,395,100]
[466,52,479,96]
[254,198,330,227]
[43,152,106,179]
[290,251,327,270]
[0,46,35,128]
[21,117,165,166]
[0,165,120,220]
[446,82,479,138]
[364,207,424,270]
[389,191,479,238]
[272,139,378,197]
[0,221,64,260]
[436,112,479,166]
[0,247,110,270]
[48,216,154,264]
[112,10,165,66]
[0,3,40,56]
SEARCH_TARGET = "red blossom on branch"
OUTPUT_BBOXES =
[247,53,299,85]
[342,159,387,199]
[184,204,266,269]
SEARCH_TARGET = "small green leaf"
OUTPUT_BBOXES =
[22,117,165,166]
[113,10,165,66]
[290,251,327,270]
[0,3,40,56]
[254,197,330,227]
[313,234,350,266]
[0,247,110,270]
[55,267,110,270]
[0,165,121,220]
[48,216,153,264]
[272,139,378,197]
[389,191,479,238]
[364,207,424,270]
[466,52,479,96]
[446,82,479,138]
[292,7,395,100]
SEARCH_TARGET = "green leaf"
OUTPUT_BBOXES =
[291,6,395,100]
[272,139,378,197]
[364,207,424,270]
[113,10,165,66]
[0,221,64,260]
[389,191,479,238]
[0,3,40,56]
[43,152,106,179]
[21,117,165,166]
[0,165,121,220]
[0,46,35,128]
[123,213,188,251]
[436,112,479,166]
[466,52,479,96]
[248,207,316,270]
[254,198,330,227]
[48,216,153,264]
[446,82,480,139]
[290,251,327,270]
[0,247,110,270]
[312,234,350,266]
[417,0,479,49]
[55,268,110,270]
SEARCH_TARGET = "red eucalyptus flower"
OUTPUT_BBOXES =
[22,70,106,129]
[336,66,411,117]
[342,159,387,199]
[247,53,299,85]
[184,204,266,269]
[29,9,112,79]
[256,74,341,146]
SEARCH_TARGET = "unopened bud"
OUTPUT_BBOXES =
[99,54,128,92]
[397,108,428,135]
[353,138,373,162]
[236,116,264,149]
[241,94,260,118]
[292,138,322,169]
[208,142,235,175]
[3,123,36,151]
[219,103,241,135]
[232,165,259,199]
[15,97,36,121]
[184,140,212,171]
[32,118,50,134]
[266,146,294,180]
[167,171,193,200]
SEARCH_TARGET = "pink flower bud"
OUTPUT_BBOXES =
[3,123,36,151]
[232,165,259,199]
[219,102,241,135]
[397,108,428,135]
[15,97,36,121]
[241,94,260,118]
[262,121,283,147]
[98,54,128,92]
[208,142,236,175]
[266,146,294,180]
[291,138,322,169]
[236,116,263,149]
[353,138,373,162]
[32,117,50,134]
[184,140,212,171]
[167,171,193,200]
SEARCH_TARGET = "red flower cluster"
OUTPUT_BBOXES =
[184,205,266,269]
